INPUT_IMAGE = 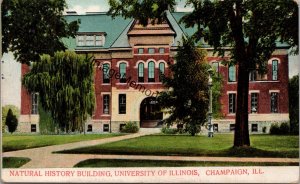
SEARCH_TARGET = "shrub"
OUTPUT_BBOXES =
[5,109,18,134]
[2,105,20,132]
[161,127,178,134]
[270,122,290,135]
[120,122,139,133]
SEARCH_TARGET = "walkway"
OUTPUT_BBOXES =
[2,132,299,168]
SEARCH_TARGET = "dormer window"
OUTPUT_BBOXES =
[76,33,105,47]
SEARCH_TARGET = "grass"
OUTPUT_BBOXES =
[74,159,299,167]
[2,133,122,152]
[59,134,299,158]
[2,157,31,168]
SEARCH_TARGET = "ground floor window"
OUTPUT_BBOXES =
[228,93,236,114]
[31,124,36,132]
[119,94,126,114]
[103,124,109,132]
[251,124,258,132]
[229,124,235,131]
[87,125,93,132]
[213,124,218,132]
[31,93,38,114]
[271,92,278,113]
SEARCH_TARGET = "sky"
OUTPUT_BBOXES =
[65,0,299,78]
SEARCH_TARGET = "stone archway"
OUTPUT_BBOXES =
[140,97,163,128]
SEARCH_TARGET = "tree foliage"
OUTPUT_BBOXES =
[2,0,79,64]
[5,109,18,134]
[22,51,95,133]
[289,75,299,134]
[158,37,209,136]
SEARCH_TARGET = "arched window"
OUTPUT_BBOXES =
[159,62,165,82]
[103,63,110,83]
[138,63,144,82]
[148,61,155,82]
[119,63,126,83]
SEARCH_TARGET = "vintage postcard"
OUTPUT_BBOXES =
[1,0,299,183]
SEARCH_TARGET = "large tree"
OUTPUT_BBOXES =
[22,51,95,133]
[109,0,298,147]
[158,37,209,136]
[289,75,299,134]
[2,0,79,64]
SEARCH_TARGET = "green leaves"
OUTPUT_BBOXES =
[2,0,79,64]
[22,51,95,133]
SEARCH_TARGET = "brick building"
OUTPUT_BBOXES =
[18,12,289,133]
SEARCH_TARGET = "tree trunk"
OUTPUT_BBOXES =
[234,63,250,147]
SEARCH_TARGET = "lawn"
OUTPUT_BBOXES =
[2,133,122,152]
[58,134,299,158]
[74,159,299,167]
[2,157,31,168]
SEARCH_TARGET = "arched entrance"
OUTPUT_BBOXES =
[140,97,163,128]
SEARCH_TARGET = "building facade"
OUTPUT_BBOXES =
[17,12,289,134]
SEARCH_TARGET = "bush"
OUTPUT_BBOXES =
[120,122,139,133]
[270,122,290,135]
[161,127,178,134]
[2,105,20,132]
[6,109,18,134]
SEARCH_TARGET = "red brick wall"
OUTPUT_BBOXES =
[21,64,31,115]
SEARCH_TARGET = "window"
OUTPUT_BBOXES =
[148,48,155,54]
[212,62,219,73]
[251,93,259,113]
[228,93,236,113]
[272,60,278,80]
[138,48,144,54]
[120,124,126,131]
[76,34,105,47]
[159,48,165,54]
[271,92,278,113]
[103,64,110,83]
[148,61,155,82]
[138,63,144,82]
[228,65,236,82]
[103,124,109,132]
[230,124,235,131]
[103,95,110,114]
[119,94,126,114]
[119,63,126,83]
[213,124,218,132]
[31,124,37,132]
[31,93,38,114]
[249,70,267,81]
[251,124,258,132]
[87,125,93,132]
[159,62,165,82]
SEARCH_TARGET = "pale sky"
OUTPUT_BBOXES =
[65,0,299,78]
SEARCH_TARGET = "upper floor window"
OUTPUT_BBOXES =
[228,65,236,82]
[272,60,278,80]
[228,93,236,114]
[159,62,165,82]
[103,64,110,83]
[249,70,267,81]
[270,92,278,113]
[76,34,105,47]
[138,63,144,82]
[159,48,165,54]
[138,48,144,54]
[31,93,38,114]
[148,61,155,82]
[119,63,127,83]
[251,93,259,113]
[148,48,155,54]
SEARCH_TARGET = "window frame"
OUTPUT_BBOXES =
[31,124,37,132]
[159,62,165,82]
[251,124,258,132]
[119,63,127,83]
[159,48,165,54]
[31,93,38,115]
[148,61,155,82]
[228,93,236,114]
[119,94,126,114]
[251,93,259,113]
[138,48,144,54]
[148,48,155,54]
[228,65,236,82]
[230,124,235,131]
[270,92,279,113]
[138,63,144,82]
[87,125,93,132]
[272,60,278,81]
[103,63,110,84]
[103,124,109,132]
[103,95,110,114]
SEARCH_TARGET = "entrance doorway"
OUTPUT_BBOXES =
[140,97,163,128]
